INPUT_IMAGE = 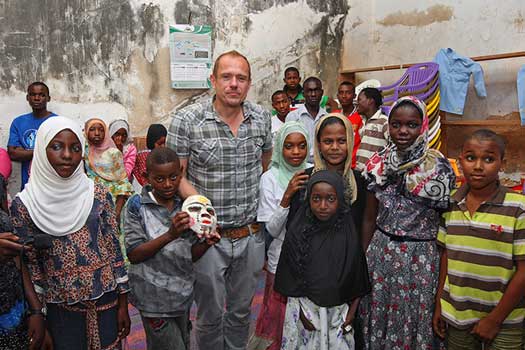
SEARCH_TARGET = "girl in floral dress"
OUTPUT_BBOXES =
[84,118,133,221]
[359,97,455,349]
[11,117,130,349]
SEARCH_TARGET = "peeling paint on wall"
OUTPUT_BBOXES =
[0,0,349,132]
[514,10,525,33]
[377,4,453,27]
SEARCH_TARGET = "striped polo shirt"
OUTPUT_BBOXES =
[437,184,525,329]
[355,109,388,171]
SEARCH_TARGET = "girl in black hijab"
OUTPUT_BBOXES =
[275,170,370,350]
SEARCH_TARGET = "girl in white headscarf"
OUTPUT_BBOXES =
[11,116,131,350]
[109,119,137,180]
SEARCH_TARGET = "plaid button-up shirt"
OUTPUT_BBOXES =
[168,98,272,228]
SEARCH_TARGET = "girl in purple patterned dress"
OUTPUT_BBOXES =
[359,97,455,350]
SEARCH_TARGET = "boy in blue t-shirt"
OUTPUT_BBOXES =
[7,82,56,189]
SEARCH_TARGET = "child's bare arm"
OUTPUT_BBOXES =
[191,231,220,262]
[361,191,378,250]
[433,247,448,338]
[471,260,525,342]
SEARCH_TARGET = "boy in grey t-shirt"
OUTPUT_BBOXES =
[123,148,219,350]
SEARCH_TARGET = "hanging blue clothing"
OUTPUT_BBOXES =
[434,48,487,115]
[517,65,525,126]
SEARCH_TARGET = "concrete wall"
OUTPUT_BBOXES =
[1,0,524,191]
[0,0,348,192]
[341,0,525,119]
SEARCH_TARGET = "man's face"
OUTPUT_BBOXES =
[27,85,50,111]
[303,80,323,108]
[337,84,355,109]
[284,71,301,89]
[272,93,290,118]
[210,55,251,108]
[356,91,371,115]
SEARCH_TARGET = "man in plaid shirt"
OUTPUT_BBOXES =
[168,50,272,350]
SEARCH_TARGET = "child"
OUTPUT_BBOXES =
[434,129,525,349]
[275,170,370,350]
[359,97,455,349]
[84,118,133,221]
[248,121,309,350]
[11,116,130,349]
[132,124,167,187]
[7,82,57,189]
[123,147,220,350]
[354,87,388,171]
[287,113,366,235]
[109,119,137,181]
[270,90,290,138]
[0,172,50,350]
[333,81,363,169]
[282,68,334,110]
[283,67,304,107]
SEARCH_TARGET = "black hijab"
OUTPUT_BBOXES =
[275,170,370,307]
[146,124,167,150]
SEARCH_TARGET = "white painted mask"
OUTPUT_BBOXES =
[182,195,217,239]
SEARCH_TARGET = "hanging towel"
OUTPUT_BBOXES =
[434,48,487,115]
[517,65,525,126]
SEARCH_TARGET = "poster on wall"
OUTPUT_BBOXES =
[169,25,212,89]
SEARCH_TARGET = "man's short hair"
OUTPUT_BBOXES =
[146,147,180,172]
[361,87,382,108]
[339,81,355,90]
[303,76,322,88]
[284,67,300,77]
[212,50,251,80]
[463,129,506,159]
[27,81,50,95]
[271,90,286,101]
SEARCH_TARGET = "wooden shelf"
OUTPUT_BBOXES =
[340,51,525,76]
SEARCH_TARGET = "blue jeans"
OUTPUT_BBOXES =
[194,228,265,350]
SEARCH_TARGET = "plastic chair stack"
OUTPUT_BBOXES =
[378,63,442,150]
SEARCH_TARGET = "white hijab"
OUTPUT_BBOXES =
[18,116,95,236]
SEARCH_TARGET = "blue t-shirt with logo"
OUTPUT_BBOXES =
[7,112,57,189]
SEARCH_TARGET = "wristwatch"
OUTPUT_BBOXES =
[28,306,47,317]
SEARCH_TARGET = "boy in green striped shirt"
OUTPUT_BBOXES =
[434,129,525,349]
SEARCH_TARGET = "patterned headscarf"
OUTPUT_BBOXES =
[270,121,310,190]
[364,96,455,207]
[313,113,358,204]
[85,118,127,182]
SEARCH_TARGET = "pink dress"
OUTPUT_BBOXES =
[0,148,12,180]
[123,144,137,180]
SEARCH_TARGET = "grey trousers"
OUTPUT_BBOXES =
[141,314,190,350]
[194,229,265,350]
